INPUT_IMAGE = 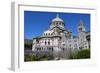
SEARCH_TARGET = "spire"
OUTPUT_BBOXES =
[78,19,85,32]
[78,19,84,26]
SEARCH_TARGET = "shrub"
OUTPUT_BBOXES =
[24,54,54,62]
[24,54,37,62]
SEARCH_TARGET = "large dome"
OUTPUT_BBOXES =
[52,14,64,22]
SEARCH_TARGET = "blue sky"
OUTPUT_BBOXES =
[24,11,90,39]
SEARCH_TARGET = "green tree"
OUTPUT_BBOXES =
[69,49,90,59]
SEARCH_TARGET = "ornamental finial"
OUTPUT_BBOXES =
[56,14,59,18]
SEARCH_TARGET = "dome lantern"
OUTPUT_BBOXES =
[52,14,64,22]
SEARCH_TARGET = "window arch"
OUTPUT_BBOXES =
[45,41,47,45]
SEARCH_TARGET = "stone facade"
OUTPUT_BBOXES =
[32,14,90,59]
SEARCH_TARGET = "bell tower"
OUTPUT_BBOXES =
[78,20,86,33]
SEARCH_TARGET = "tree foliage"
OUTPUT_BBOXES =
[24,43,32,50]
[24,54,54,62]
[69,49,90,59]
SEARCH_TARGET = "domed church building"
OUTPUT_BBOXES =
[32,14,90,59]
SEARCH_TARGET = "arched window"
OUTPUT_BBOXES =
[56,22,59,25]
[45,41,46,45]
[49,48,51,51]
[49,33,50,36]
[52,47,53,51]
[62,48,64,51]
[44,33,45,36]
[46,33,47,36]
[48,41,50,45]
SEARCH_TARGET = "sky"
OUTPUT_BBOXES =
[24,11,90,39]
